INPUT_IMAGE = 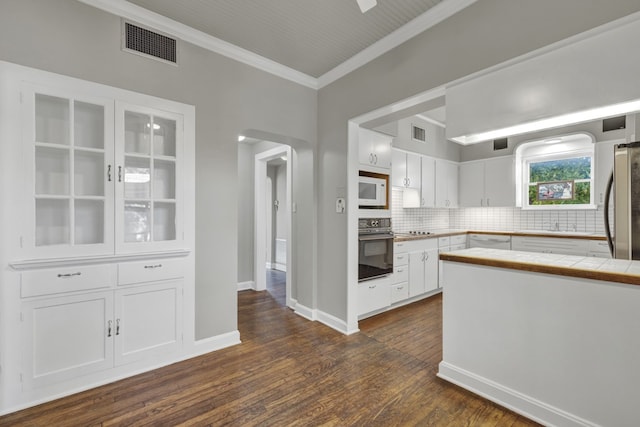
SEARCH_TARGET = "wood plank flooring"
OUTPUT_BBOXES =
[0,277,539,426]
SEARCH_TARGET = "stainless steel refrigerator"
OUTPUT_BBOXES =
[604,141,640,259]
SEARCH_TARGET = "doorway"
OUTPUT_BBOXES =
[255,145,293,308]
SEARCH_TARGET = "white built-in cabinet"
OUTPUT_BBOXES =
[0,63,195,412]
[407,239,438,297]
[391,150,420,188]
[435,160,458,208]
[22,86,184,258]
[420,157,436,208]
[359,128,392,172]
[594,140,618,206]
[459,156,515,207]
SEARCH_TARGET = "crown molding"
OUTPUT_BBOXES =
[317,0,478,88]
[77,0,476,91]
[77,0,318,89]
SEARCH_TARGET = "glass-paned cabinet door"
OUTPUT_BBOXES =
[22,86,115,258]
[115,102,182,252]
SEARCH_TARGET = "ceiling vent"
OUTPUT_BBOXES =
[493,138,508,150]
[123,21,178,65]
[602,115,626,132]
[412,124,426,143]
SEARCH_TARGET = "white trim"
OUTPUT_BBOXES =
[77,0,476,90]
[437,362,599,427]
[293,302,316,321]
[415,114,446,129]
[190,331,241,357]
[77,0,317,89]
[237,281,255,291]
[317,0,478,88]
[274,263,287,272]
[317,310,360,335]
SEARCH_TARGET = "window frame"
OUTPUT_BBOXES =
[516,133,596,210]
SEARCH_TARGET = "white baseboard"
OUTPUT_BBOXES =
[294,302,358,336]
[237,280,255,291]
[437,362,597,427]
[294,301,316,321]
[191,330,241,357]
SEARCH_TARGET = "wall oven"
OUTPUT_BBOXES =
[358,218,394,281]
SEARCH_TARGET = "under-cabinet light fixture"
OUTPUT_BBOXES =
[451,98,640,145]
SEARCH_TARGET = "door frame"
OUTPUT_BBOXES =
[254,145,293,308]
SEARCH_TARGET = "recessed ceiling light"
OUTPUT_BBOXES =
[451,98,640,145]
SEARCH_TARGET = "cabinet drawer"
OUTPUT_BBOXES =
[438,236,451,248]
[394,252,408,266]
[118,258,184,286]
[392,265,408,283]
[450,234,467,245]
[391,282,409,304]
[394,241,408,253]
[21,264,116,298]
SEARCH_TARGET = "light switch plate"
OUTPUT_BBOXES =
[336,198,345,213]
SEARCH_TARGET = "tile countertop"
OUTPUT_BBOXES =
[393,229,607,242]
[440,247,640,286]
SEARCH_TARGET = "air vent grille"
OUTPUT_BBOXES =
[412,125,426,142]
[493,138,508,150]
[124,22,177,64]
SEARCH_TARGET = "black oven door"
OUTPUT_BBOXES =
[358,233,394,281]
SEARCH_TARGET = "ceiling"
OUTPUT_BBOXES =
[124,0,447,79]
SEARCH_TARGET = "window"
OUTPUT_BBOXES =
[515,133,595,209]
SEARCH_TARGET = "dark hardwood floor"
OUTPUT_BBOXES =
[0,280,539,426]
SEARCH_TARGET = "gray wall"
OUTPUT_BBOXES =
[0,0,317,339]
[316,0,640,321]
[392,116,460,161]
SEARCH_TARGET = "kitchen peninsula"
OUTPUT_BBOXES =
[438,248,640,427]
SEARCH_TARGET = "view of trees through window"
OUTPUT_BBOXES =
[527,157,591,205]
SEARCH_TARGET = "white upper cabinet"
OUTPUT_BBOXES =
[22,86,115,258]
[435,160,458,208]
[594,140,618,206]
[420,157,436,208]
[115,102,183,253]
[21,85,187,259]
[459,157,514,207]
[359,128,392,172]
[391,149,420,188]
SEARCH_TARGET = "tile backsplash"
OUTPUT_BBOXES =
[391,188,608,234]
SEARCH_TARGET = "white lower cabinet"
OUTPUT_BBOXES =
[358,277,390,316]
[20,258,184,390]
[21,291,114,390]
[114,282,182,366]
[407,240,438,297]
[438,234,467,288]
[511,236,589,255]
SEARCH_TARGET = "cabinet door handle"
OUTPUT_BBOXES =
[57,272,81,278]
[144,264,163,269]
[116,319,120,336]
[107,164,112,182]
[107,320,112,337]
[374,154,378,164]
[369,153,374,164]
[397,285,404,290]
[369,284,376,289]
[397,268,404,273]
[425,252,429,261]
[118,166,123,182]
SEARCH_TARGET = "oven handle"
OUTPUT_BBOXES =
[358,233,394,241]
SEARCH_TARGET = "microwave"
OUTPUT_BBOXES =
[359,175,388,208]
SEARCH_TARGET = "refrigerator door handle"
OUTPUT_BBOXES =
[604,170,614,257]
